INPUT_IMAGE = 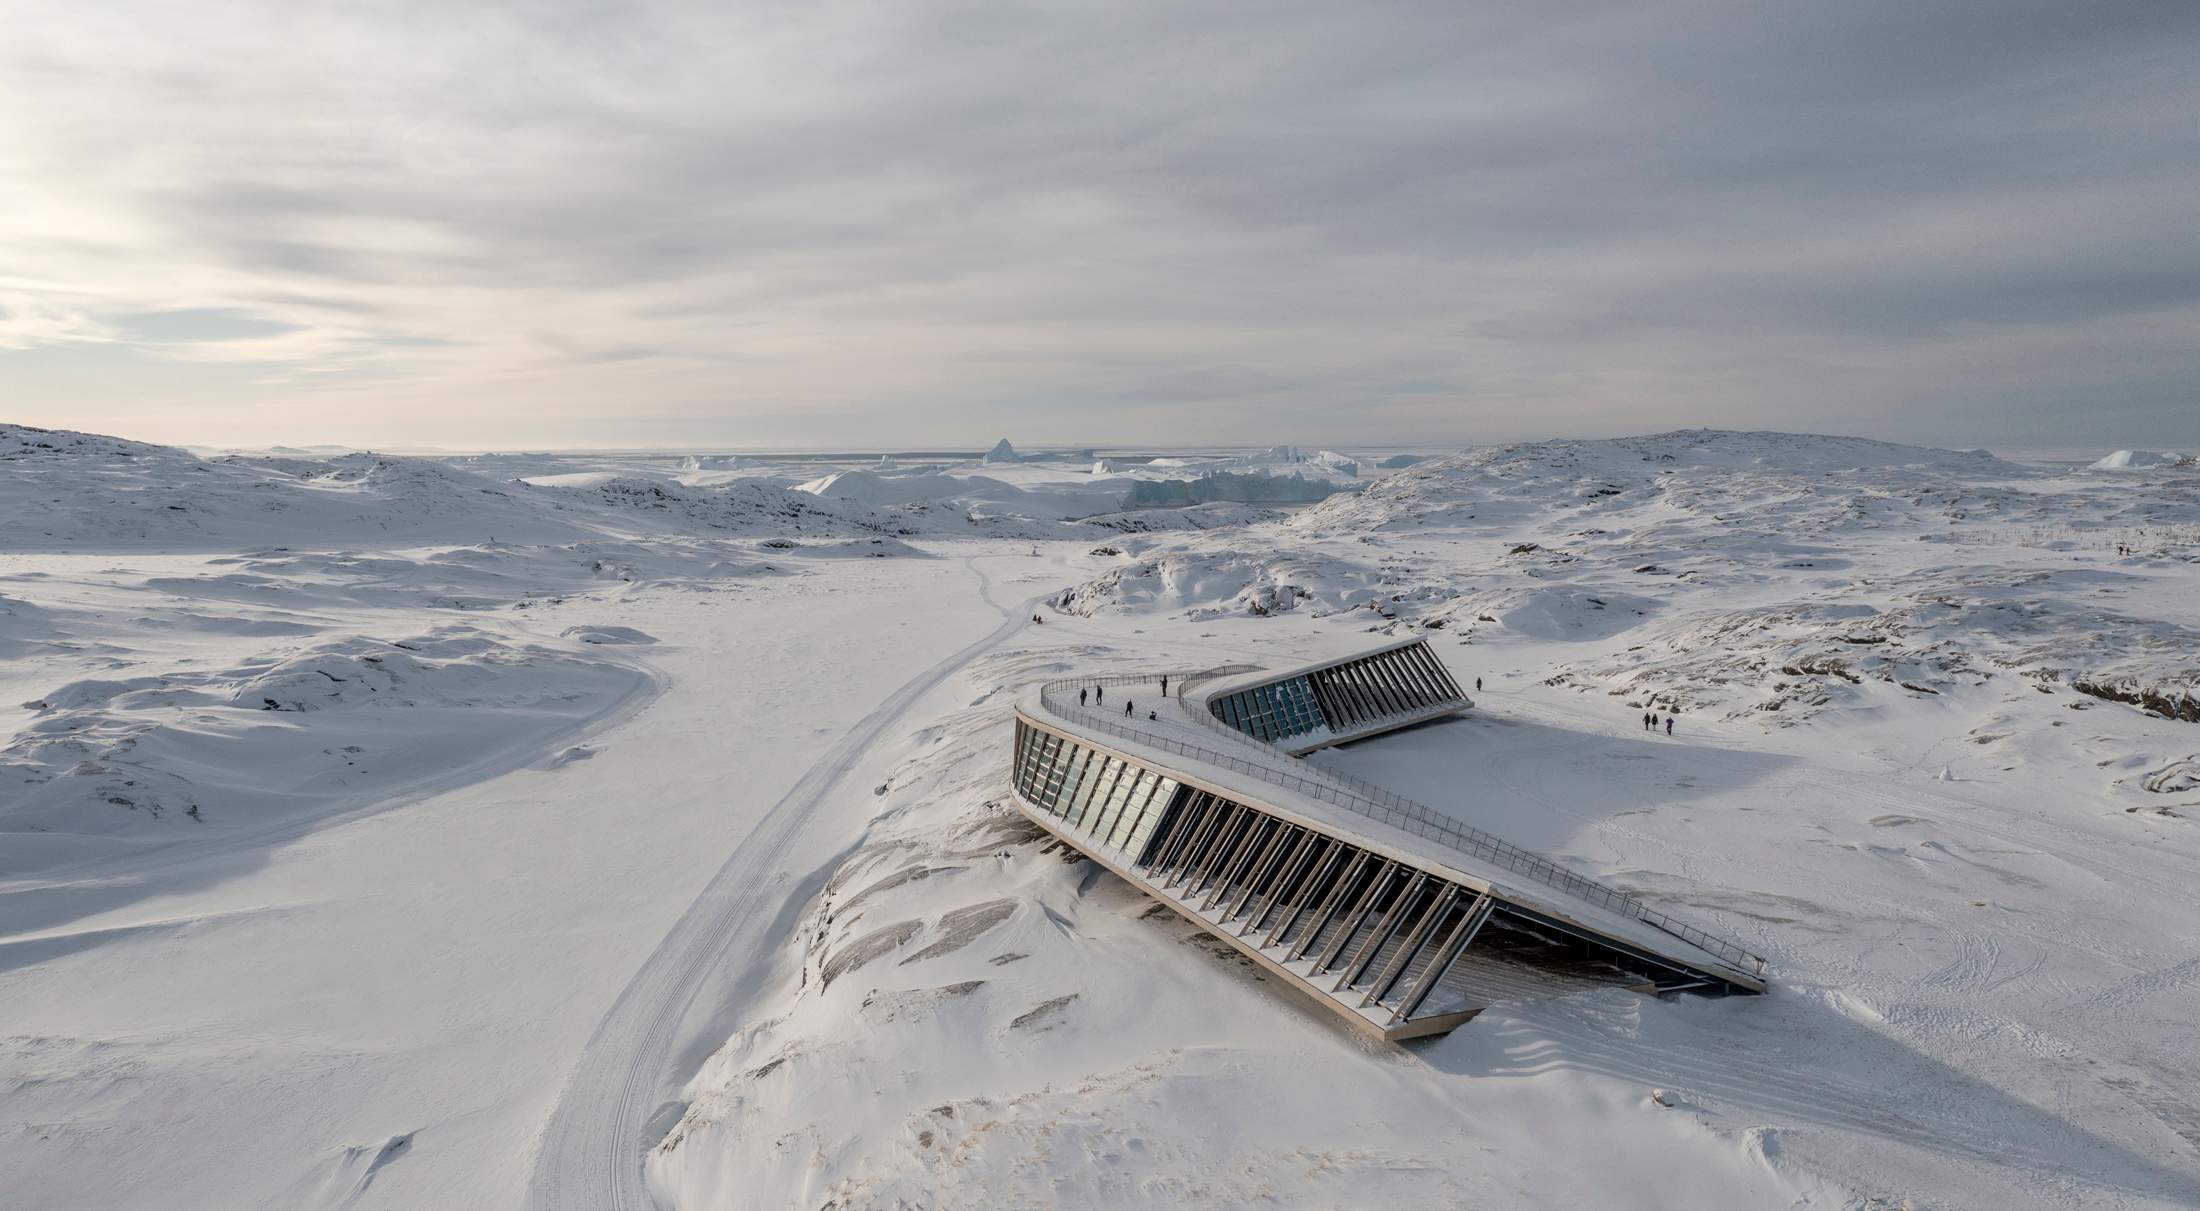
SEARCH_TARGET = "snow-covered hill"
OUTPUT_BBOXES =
[1292,429,2020,534]
[0,424,912,551]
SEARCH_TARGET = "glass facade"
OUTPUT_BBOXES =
[1213,674,1328,743]
[1210,639,1467,744]
[1010,715,1495,1025]
[1013,719,1181,863]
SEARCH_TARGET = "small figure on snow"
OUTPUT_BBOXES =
[1160,675,1169,696]
[1665,716,1674,736]
[1125,699,1134,716]
[1079,688,1088,707]
[1475,676,1483,693]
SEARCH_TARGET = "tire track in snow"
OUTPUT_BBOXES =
[527,554,1036,1211]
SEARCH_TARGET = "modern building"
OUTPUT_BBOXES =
[1199,635,1470,753]
[1007,637,1766,1042]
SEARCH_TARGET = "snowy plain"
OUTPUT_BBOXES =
[3,424,2197,1209]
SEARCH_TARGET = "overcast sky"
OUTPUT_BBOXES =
[4,1,2196,451]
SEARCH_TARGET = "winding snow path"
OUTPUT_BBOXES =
[526,556,1035,1211]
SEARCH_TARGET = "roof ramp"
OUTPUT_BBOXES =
[1010,637,1766,1043]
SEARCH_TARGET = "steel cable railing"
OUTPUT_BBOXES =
[1034,670,1767,979]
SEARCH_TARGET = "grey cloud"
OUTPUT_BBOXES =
[1,0,2195,448]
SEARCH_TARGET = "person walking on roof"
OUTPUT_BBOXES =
[1125,699,1134,716]
[1095,686,1103,705]
[1160,675,1169,696]
[1079,688,1087,707]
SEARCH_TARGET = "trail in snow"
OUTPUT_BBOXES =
[526,555,1037,1211]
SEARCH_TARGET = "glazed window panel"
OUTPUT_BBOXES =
[1080,762,1128,838]
[1025,731,1063,804]
[1213,676,1333,744]
[1011,724,1037,796]
[1068,755,1116,829]
[1107,772,1167,851]
[1092,763,1146,840]
[1066,752,1114,824]
[1035,736,1072,809]
[1103,769,1160,849]
[1018,737,1047,801]
[1042,736,1083,816]
[1043,745,1082,818]
[1025,737,1063,814]
[1087,757,1135,830]
[1118,780,1177,860]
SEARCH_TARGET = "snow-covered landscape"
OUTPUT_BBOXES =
[8,3,2199,1204]
[5,424,2197,1208]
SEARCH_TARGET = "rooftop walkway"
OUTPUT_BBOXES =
[1008,637,1766,1042]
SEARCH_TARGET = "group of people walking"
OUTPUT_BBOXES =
[1077,675,1179,717]
[1643,709,1674,736]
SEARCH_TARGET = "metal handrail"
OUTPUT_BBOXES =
[1035,670,1767,978]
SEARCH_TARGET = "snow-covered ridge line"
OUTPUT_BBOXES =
[0,422,906,551]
